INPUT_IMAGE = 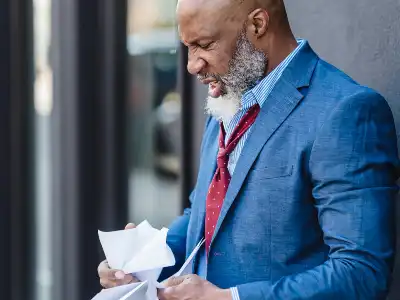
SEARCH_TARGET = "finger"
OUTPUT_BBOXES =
[98,261,116,280]
[123,274,138,284]
[97,260,108,275]
[164,275,186,287]
[99,265,126,281]
[101,276,136,289]
[158,287,177,300]
[157,289,165,300]
[100,278,118,289]
[115,271,126,280]
[125,223,136,230]
[115,272,137,285]
[130,276,140,283]
[157,288,168,300]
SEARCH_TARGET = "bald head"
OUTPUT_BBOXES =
[177,0,290,54]
[177,0,296,120]
[177,0,286,23]
[177,0,241,32]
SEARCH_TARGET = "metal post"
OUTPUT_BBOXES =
[179,43,195,209]
[0,0,34,299]
[51,0,128,299]
[0,1,12,298]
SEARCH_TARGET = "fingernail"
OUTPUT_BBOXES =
[125,223,136,230]
[115,271,125,280]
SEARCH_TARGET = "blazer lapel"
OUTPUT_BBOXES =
[210,42,319,247]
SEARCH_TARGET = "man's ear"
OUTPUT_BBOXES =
[246,8,269,39]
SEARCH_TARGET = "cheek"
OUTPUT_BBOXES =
[203,50,232,75]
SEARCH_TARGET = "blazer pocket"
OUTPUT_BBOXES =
[247,164,293,182]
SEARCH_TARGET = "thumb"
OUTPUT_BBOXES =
[164,276,186,287]
[125,223,136,230]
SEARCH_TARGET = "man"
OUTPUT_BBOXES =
[99,0,400,298]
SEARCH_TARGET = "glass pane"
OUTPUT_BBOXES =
[33,0,53,299]
[126,0,181,229]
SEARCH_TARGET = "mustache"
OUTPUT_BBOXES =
[197,73,223,82]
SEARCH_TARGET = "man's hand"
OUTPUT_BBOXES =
[158,274,232,300]
[97,223,139,288]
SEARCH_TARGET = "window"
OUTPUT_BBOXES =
[126,0,182,228]
[33,0,53,299]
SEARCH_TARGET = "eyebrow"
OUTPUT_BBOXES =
[182,35,199,44]
[184,35,215,46]
[179,30,218,46]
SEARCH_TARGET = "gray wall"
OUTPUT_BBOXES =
[284,1,400,298]
[285,0,400,142]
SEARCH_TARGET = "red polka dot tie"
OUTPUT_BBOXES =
[205,104,261,255]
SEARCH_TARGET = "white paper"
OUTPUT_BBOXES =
[92,221,205,300]
[153,238,205,291]
[98,220,175,275]
[174,238,205,277]
[91,282,147,300]
[119,282,148,300]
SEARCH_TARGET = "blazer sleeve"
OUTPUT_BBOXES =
[236,90,400,299]
[158,206,192,281]
[159,116,214,281]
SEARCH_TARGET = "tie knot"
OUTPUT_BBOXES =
[217,148,229,168]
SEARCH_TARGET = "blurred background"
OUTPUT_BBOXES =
[0,0,399,299]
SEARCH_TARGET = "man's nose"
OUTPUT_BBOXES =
[187,55,206,75]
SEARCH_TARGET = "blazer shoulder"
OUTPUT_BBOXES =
[333,84,391,118]
[310,59,392,112]
[302,60,396,141]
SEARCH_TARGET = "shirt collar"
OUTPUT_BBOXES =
[241,39,306,110]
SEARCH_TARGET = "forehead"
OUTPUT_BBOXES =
[177,0,240,42]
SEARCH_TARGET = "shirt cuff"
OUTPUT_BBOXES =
[230,287,240,300]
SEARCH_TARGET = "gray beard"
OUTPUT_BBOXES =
[206,31,267,122]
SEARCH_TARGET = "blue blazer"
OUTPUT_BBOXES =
[160,42,400,299]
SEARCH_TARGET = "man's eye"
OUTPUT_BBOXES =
[199,42,213,49]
